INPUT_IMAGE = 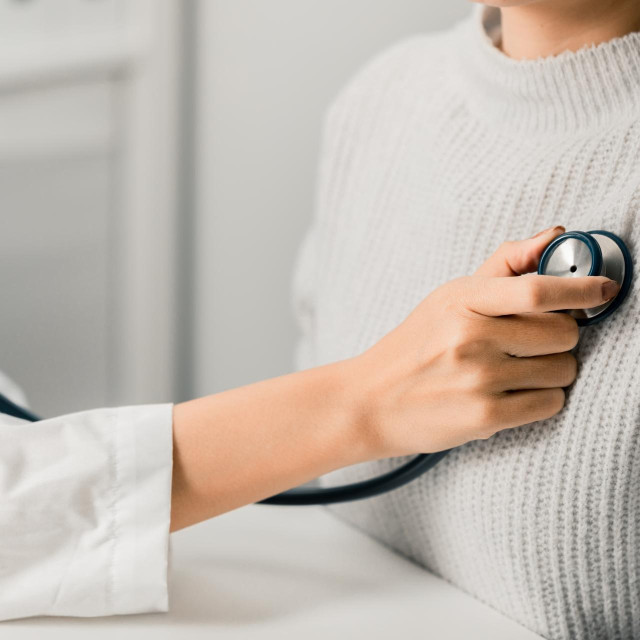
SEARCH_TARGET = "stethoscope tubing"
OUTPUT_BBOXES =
[0,392,41,423]
[259,450,450,505]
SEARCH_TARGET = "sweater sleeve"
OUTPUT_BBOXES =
[0,404,173,621]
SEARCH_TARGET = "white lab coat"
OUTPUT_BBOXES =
[0,371,173,621]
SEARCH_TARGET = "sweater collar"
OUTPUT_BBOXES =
[453,6,640,137]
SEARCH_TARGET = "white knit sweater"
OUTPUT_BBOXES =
[292,6,640,640]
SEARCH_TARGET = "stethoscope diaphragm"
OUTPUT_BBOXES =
[538,230,633,325]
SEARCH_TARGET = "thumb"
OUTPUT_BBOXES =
[474,225,566,278]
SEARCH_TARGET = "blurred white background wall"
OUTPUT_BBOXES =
[0,0,469,416]
[191,0,470,397]
[0,0,182,415]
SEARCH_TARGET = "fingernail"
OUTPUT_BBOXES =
[531,225,565,239]
[602,280,620,301]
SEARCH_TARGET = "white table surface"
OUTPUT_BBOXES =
[5,504,543,639]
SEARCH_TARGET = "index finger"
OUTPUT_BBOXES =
[464,274,620,317]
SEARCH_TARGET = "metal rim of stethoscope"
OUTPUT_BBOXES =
[537,229,633,326]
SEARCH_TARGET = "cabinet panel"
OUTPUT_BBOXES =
[0,80,114,160]
[0,81,115,416]
[0,0,124,43]
[0,0,185,411]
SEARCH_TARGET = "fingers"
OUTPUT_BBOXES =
[489,352,577,391]
[464,274,620,317]
[489,388,566,433]
[489,312,579,357]
[474,225,566,278]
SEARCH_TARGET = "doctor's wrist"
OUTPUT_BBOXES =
[337,354,406,463]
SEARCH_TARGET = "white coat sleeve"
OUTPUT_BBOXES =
[0,403,174,621]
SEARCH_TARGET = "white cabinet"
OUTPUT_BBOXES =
[0,0,123,42]
[0,82,114,415]
[0,0,181,416]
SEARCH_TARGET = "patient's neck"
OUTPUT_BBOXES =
[499,0,640,60]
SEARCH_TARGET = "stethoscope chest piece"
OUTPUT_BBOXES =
[538,230,633,325]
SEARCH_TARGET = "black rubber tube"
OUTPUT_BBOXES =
[259,450,450,505]
[0,391,41,423]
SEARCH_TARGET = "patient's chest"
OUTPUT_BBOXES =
[311,111,640,639]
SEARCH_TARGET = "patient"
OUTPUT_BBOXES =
[293,2,640,639]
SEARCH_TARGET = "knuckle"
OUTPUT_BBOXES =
[463,359,495,391]
[448,315,476,352]
[521,388,565,421]
[558,313,580,349]
[546,312,579,350]
[524,278,546,309]
[545,388,566,416]
[498,240,516,255]
[478,357,500,386]
[442,297,462,319]
[440,279,467,314]
[579,280,598,305]
[450,275,472,298]
[562,353,578,385]
[475,396,501,430]
[546,353,577,388]
[450,342,475,370]
[450,329,493,365]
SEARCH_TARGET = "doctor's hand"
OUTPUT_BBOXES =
[170,225,621,530]
[351,225,621,458]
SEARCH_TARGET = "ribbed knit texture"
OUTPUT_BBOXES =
[292,7,640,640]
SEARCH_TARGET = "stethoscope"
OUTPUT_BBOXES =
[0,230,633,505]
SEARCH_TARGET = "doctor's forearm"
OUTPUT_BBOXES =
[169,231,614,532]
[169,359,371,531]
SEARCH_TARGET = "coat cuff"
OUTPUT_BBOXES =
[110,404,174,615]
[0,403,174,621]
